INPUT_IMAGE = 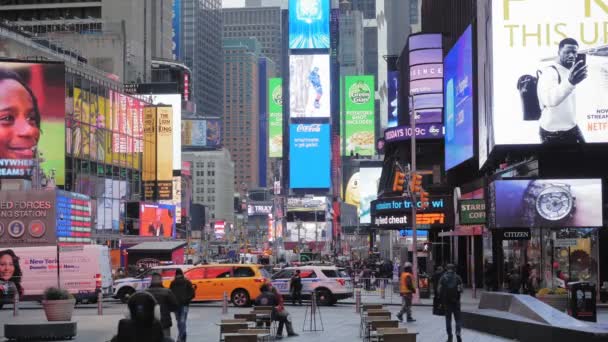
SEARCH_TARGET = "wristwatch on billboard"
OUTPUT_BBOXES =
[522,181,576,226]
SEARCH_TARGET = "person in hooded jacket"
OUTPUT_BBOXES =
[438,264,463,342]
[146,272,179,338]
[111,291,170,342]
[170,269,195,342]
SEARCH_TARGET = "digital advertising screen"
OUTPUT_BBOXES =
[141,94,182,170]
[289,54,330,118]
[387,71,399,128]
[289,123,330,189]
[490,179,602,228]
[343,75,375,156]
[445,25,474,170]
[0,61,65,187]
[181,118,222,148]
[490,0,608,146]
[55,190,92,244]
[288,0,330,49]
[408,34,443,124]
[139,203,175,237]
[358,167,382,224]
[268,78,283,158]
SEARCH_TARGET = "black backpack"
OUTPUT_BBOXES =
[517,66,560,121]
[441,272,462,304]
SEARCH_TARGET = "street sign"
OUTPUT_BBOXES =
[459,199,486,225]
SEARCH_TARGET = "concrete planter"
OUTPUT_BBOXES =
[42,298,76,321]
[538,295,568,312]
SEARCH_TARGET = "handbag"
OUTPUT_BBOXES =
[432,296,445,316]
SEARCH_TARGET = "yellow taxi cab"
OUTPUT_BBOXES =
[164,264,271,307]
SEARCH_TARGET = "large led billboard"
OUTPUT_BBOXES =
[181,119,221,148]
[490,0,608,146]
[490,179,602,228]
[289,123,330,189]
[140,94,182,170]
[289,54,330,118]
[288,0,330,49]
[0,61,65,187]
[445,25,474,170]
[359,167,382,224]
[408,34,443,124]
[343,75,375,156]
[268,78,283,158]
[139,203,175,237]
[387,71,399,128]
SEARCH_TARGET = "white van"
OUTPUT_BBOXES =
[7,245,113,303]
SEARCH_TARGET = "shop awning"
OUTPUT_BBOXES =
[438,225,484,237]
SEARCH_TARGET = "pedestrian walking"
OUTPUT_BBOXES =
[438,264,463,342]
[290,270,303,305]
[111,291,170,342]
[396,262,416,323]
[170,269,195,342]
[521,263,531,294]
[432,265,445,297]
[527,268,540,297]
[146,273,179,338]
[508,269,522,294]
[254,284,298,339]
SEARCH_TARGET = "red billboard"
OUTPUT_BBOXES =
[139,203,175,237]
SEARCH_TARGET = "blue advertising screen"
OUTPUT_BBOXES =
[289,0,330,49]
[387,70,399,128]
[289,123,330,188]
[444,25,474,170]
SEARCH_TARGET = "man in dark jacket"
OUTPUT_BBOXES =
[170,269,195,342]
[289,270,303,305]
[111,292,169,342]
[146,273,179,338]
[255,284,298,339]
[438,264,463,342]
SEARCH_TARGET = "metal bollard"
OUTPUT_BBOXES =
[13,291,19,317]
[355,288,361,313]
[380,280,386,299]
[97,290,103,316]
[222,291,228,314]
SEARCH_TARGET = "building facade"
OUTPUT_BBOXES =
[223,37,262,190]
[222,6,282,74]
[338,9,365,77]
[183,149,235,225]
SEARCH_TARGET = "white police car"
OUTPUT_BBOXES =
[271,266,353,305]
[113,265,192,303]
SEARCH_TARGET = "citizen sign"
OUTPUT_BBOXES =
[502,229,531,240]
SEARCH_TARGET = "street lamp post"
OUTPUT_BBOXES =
[409,94,419,304]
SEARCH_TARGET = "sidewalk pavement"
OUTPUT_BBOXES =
[346,287,481,307]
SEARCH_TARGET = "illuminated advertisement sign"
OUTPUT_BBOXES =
[288,0,330,49]
[384,123,445,142]
[387,70,399,128]
[459,199,486,225]
[139,94,182,170]
[489,0,608,147]
[172,0,181,60]
[55,190,91,244]
[289,54,330,118]
[445,25,474,170]
[343,75,375,156]
[214,220,226,240]
[289,123,330,189]
[0,61,65,186]
[0,190,56,248]
[359,167,382,224]
[268,78,283,158]
[408,34,443,124]
[182,118,222,148]
[285,221,328,242]
[489,179,602,228]
[142,106,173,201]
[247,202,273,216]
[139,203,175,237]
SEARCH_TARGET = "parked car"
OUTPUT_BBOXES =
[112,265,193,303]
[171,264,271,307]
[271,266,353,305]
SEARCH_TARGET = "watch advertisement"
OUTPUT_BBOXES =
[490,179,602,228]
[489,0,608,146]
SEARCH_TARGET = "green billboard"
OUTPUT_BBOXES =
[343,75,375,156]
[268,78,283,158]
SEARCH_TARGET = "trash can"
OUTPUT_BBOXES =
[418,274,431,299]
[567,281,596,322]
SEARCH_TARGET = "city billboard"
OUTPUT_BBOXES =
[408,34,443,124]
[0,190,56,248]
[489,179,602,228]
[285,221,328,242]
[143,106,173,201]
[0,61,65,186]
[289,54,330,118]
[181,119,222,148]
[139,94,182,170]
[289,123,330,189]
[172,0,181,60]
[288,0,330,49]
[384,123,445,142]
[344,75,375,156]
[55,190,92,244]
[387,70,399,128]
[445,25,474,170]
[268,78,283,158]
[358,166,382,224]
[490,0,608,146]
[139,203,175,237]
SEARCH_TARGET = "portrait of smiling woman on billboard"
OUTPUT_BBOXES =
[0,62,65,188]
[0,249,23,301]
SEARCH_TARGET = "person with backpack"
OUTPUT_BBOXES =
[170,269,195,342]
[438,264,463,342]
[111,292,171,342]
[396,262,416,323]
[146,273,179,338]
[289,269,303,305]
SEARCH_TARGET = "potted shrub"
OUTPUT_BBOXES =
[536,287,568,312]
[42,287,75,321]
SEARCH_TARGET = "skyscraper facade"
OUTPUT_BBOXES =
[222,6,282,74]
[181,0,223,116]
[338,9,365,77]
[223,37,262,190]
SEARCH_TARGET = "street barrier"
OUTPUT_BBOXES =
[355,288,361,313]
[222,291,228,314]
[97,290,103,316]
[13,291,19,317]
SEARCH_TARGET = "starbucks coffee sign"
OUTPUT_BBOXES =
[459,199,486,225]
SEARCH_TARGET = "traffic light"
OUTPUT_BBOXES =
[392,171,406,193]
[419,191,430,209]
[410,172,423,193]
